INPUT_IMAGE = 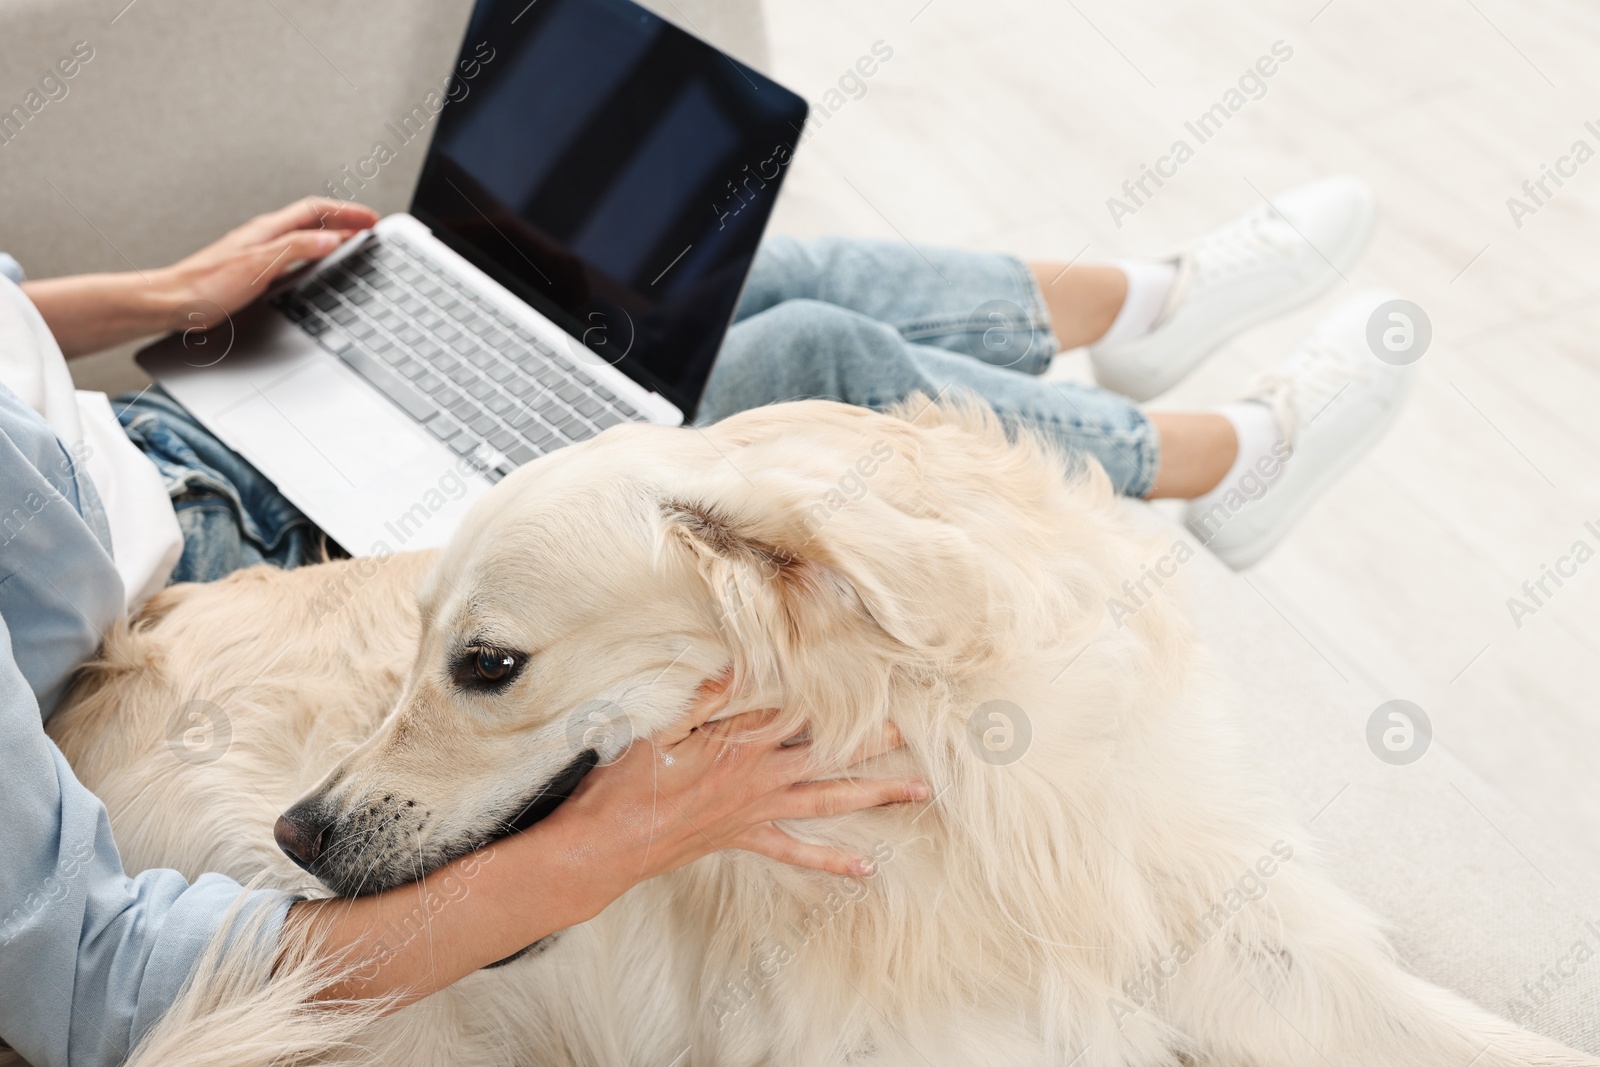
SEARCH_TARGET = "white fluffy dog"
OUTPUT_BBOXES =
[47,399,1597,1067]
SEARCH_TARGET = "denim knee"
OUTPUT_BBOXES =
[699,299,916,424]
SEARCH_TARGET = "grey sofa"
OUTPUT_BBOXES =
[1,0,1594,1056]
[0,0,765,395]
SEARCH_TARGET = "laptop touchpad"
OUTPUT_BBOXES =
[225,358,439,499]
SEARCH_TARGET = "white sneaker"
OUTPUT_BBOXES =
[1090,176,1376,402]
[1184,290,1416,569]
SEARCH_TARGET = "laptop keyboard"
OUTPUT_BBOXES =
[270,235,640,482]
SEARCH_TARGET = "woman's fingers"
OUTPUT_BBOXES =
[653,671,735,747]
[249,230,356,288]
[682,671,734,730]
[236,197,380,244]
[736,824,876,877]
[689,704,788,748]
[304,198,381,233]
[845,721,904,767]
[766,776,929,822]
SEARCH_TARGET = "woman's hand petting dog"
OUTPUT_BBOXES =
[285,673,924,1009]
[553,673,929,884]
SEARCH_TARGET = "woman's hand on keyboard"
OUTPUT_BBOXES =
[162,197,381,325]
[23,196,380,359]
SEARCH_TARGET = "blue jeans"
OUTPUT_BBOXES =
[701,237,1159,496]
[116,388,325,583]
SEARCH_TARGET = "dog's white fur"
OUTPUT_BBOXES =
[48,399,1596,1066]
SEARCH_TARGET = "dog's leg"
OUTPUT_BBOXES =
[1162,873,1599,1067]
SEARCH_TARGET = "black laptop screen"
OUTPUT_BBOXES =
[411,0,807,418]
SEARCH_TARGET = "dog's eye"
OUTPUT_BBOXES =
[454,647,524,690]
[476,649,516,681]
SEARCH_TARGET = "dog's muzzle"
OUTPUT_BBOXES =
[274,750,600,900]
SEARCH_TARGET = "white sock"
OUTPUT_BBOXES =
[1190,401,1286,510]
[1097,259,1178,347]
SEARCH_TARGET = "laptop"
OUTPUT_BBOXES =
[138,0,806,557]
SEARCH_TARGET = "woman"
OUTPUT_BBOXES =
[0,176,1405,1066]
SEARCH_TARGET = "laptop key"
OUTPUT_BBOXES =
[337,348,439,423]
[529,394,567,420]
[448,398,478,420]
[317,328,353,354]
[469,414,497,436]
[465,380,495,400]
[574,396,602,417]
[489,429,516,450]
[593,410,625,429]
[448,435,477,456]
[276,295,310,321]
[424,415,458,440]
[506,443,538,466]
[484,393,514,414]
[525,428,560,450]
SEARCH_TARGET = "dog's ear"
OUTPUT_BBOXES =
[659,484,987,662]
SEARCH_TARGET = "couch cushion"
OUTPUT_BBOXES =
[0,0,768,395]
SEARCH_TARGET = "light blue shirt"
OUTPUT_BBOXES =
[0,382,291,1067]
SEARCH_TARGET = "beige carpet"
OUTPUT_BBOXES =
[761,0,1600,862]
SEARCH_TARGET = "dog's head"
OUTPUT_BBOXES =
[272,401,1049,904]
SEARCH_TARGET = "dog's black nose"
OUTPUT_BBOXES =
[274,804,334,870]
